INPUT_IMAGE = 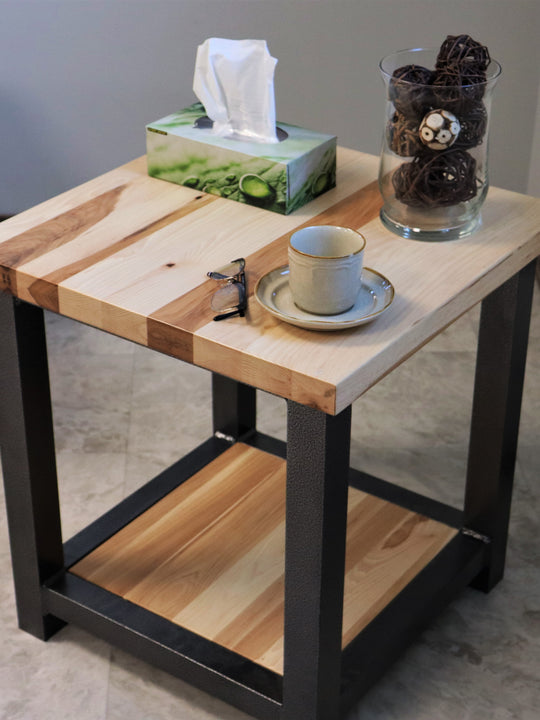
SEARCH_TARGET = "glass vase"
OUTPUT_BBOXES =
[378,48,501,241]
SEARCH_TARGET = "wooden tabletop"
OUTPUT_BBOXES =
[1,147,539,414]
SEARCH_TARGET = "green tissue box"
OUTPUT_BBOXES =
[146,103,336,214]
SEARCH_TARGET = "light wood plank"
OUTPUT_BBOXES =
[72,444,457,674]
[0,159,145,246]
[72,444,284,596]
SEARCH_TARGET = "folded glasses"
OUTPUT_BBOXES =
[207,258,247,321]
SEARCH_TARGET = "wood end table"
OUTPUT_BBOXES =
[1,148,539,719]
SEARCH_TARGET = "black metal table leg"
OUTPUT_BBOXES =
[465,260,536,591]
[0,296,64,639]
[212,372,257,440]
[282,401,352,720]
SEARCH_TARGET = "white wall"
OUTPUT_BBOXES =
[1,0,539,213]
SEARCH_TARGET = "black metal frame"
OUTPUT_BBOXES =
[0,259,536,720]
[464,259,536,590]
[0,297,64,640]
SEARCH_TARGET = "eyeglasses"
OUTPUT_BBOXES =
[207,258,247,321]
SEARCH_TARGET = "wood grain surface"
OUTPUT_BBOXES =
[1,149,539,413]
[71,443,457,674]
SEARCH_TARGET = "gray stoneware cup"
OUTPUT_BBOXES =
[288,225,366,315]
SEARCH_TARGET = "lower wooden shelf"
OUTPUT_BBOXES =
[71,442,457,675]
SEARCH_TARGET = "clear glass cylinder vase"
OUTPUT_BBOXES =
[378,48,501,241]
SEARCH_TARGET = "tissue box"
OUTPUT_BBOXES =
[146,103,336,215]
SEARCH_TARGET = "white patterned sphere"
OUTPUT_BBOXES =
[419,109,461,150]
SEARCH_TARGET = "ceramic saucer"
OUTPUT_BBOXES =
[254,266,394,331]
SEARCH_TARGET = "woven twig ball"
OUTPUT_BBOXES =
[386,112,422,156]
[435,69,488,111]
[453,102,488,149]
[432,34,491,112]
[436,34,491,73]
[392,149,478,208]
[390,64,435,117]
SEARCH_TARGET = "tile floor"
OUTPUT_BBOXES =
[1,277,539,720]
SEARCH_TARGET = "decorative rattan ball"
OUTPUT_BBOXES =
[392,149,478,208]
[390,64,435,117]
[432,66,487,113]
[386,112,422,156]
[453,102,488,149]
[436,34,491,73]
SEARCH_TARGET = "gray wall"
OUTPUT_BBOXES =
[2,0,539,214]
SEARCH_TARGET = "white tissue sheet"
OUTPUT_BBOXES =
[193,38,278,143]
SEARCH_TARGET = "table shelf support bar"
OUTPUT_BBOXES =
[212,372,257,441]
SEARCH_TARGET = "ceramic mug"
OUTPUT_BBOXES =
[288,225,366,315]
